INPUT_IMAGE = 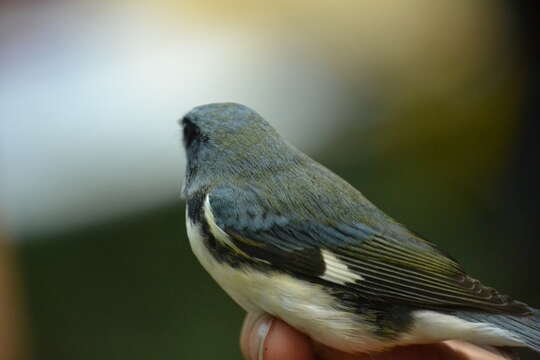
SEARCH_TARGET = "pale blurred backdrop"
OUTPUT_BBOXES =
[1,1,539,359]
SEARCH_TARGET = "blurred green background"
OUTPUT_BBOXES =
[2,0,539,359]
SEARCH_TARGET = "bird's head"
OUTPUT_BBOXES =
[181,102,279,154]
[180,103,302,195]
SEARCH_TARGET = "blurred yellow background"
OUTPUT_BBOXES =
[1,1,539,359]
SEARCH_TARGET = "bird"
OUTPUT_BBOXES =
[179,102,540,358]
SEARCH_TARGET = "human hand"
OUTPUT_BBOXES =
[240,313,509,360]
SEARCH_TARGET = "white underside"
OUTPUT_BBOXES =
[403,311,523,347]
[185,199,525,353]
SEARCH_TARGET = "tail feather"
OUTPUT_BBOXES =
[457,309,540,353]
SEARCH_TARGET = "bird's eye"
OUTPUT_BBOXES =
[182,118,200,148]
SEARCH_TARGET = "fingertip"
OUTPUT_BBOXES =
[241,313,273,360]
[240,313,315,360]
[263,318,315,360]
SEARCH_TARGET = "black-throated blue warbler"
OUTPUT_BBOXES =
[180,102,539,357]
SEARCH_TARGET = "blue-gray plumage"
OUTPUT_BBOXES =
[180,102,540,356]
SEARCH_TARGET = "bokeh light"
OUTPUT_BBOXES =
[1,1,538,359]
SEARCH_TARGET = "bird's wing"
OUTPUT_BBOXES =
[205,184,531,315]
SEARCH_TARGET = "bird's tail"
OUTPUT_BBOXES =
[456,309,540,353]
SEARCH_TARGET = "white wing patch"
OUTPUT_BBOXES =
[320,249,364,285]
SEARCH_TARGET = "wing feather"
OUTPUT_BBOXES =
[207,185,531,315]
